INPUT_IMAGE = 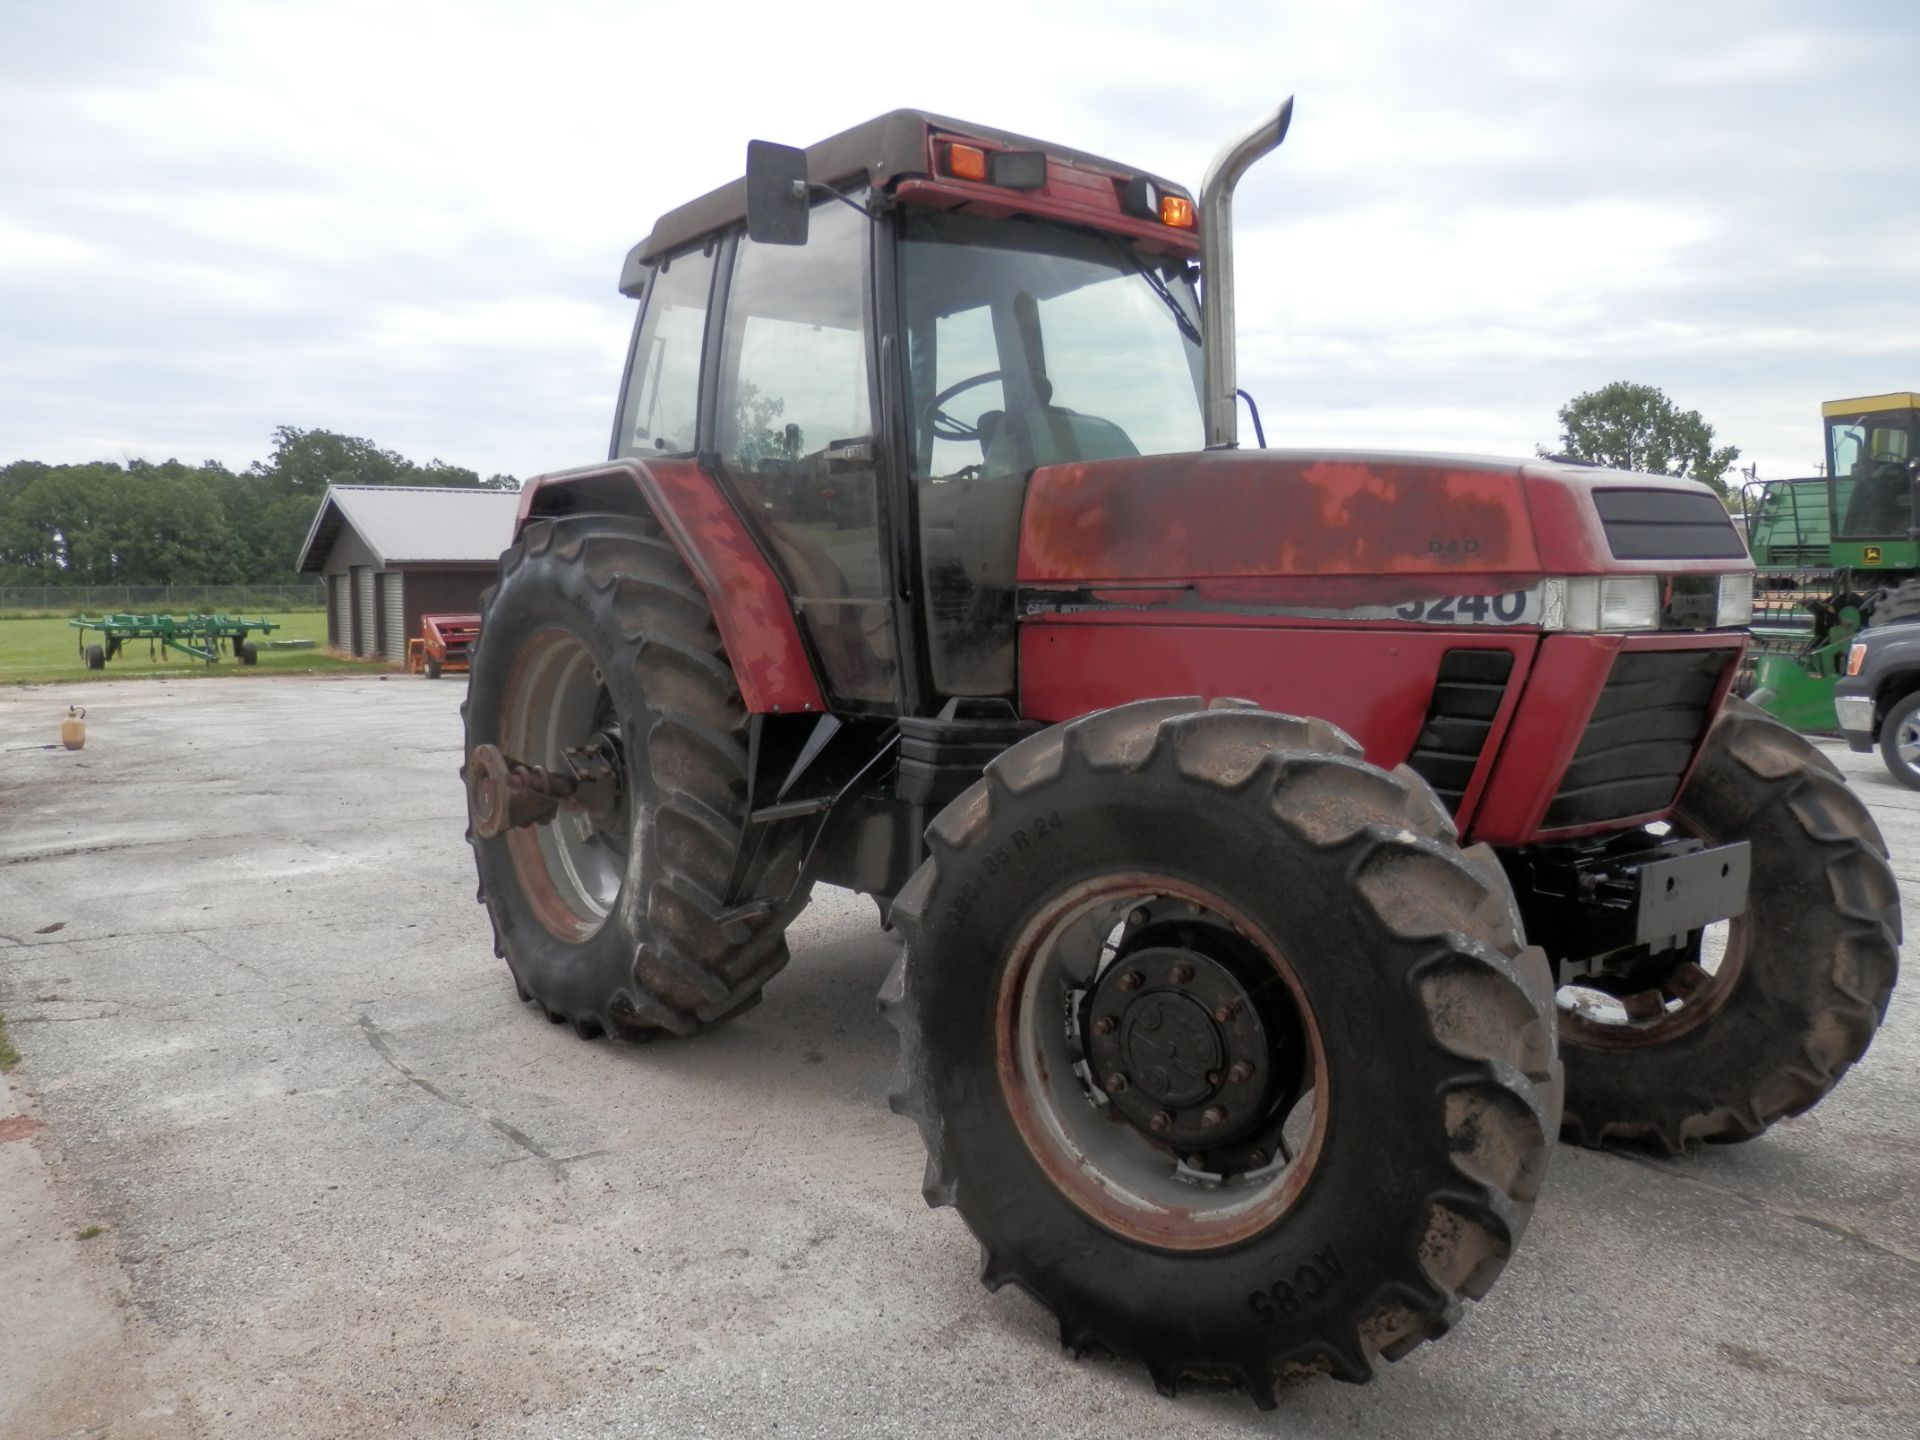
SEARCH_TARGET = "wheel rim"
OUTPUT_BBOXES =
[1897,717,1920,770]
[499,628,632,943]
[994,873,1328,1252]
[1555,820,1749,1047]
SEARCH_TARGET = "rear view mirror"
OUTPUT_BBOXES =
[746,140,810,245]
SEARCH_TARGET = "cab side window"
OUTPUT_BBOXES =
[715,201,896,705]
[615,248,714,457]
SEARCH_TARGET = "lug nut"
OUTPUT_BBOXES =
[1092,1016,1117,1037]
[1117,971,1144,993]
[1149,1110,1173,1133]
[1103,1073,1129,1094]
[1247,1149,1269,1168]
[1199,1107,1227,1130]
[1169,963,1194,986]
[1228,1061,1255,1084]
[1206,1071,1222,1087]
[1213,1001,1241,1023]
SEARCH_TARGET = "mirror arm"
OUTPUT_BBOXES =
[808,181,876,224]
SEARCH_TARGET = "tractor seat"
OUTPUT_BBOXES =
[981,405,1139,472]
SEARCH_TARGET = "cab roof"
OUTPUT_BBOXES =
[1822,393,1920,417]
[622,109,1190,291]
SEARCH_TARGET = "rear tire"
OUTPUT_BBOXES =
[1558,698,1900,1151]
[85,643,105,670]
[1876,691,1920,790]
[464,512,811,1040]
[238,641,258,666]
[1869,577,1920,626]
[883,698,1560,1404]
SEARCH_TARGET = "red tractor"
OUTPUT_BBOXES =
[462,103,1899,1404]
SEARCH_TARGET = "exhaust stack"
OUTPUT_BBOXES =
[1199,98,1293,449]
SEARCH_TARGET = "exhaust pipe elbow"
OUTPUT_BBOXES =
[1199,98,1293,449]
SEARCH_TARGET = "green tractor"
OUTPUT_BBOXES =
[1743,391,1920,729]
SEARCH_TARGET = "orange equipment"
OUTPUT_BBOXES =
[413,613,481,679]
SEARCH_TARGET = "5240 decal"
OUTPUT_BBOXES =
[1393,589,1538,625]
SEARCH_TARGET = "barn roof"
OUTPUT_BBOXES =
[296,485,520,573]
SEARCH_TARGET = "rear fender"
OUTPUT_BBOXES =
[516,458,826,715]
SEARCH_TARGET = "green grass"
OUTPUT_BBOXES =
[0,1013,19,1072]
[76,1224,106,1240]
[0,602,327,621]
[0,612,391,685]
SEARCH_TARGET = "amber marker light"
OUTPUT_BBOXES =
[1160,194,1196,228]
[943,143,988,182]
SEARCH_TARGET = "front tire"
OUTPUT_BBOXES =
[464,513,810,1040]
[883,698,1560,1404]
[1558,698,1900,1150]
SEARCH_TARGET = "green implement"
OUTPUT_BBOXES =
[70,612,279,669]
[1739,391,1920,730]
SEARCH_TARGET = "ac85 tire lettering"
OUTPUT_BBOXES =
[1248,1245,1347,1325]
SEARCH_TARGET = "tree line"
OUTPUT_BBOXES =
[0,427,518,587]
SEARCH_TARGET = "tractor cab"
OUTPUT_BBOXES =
[1826,392,1920,544]
[609,110,1212,709]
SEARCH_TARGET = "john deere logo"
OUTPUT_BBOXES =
[1865,546,1884,564]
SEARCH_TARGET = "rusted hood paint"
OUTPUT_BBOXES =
[1017,450,1741,594]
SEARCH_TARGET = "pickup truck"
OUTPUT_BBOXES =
[1836,619,1920,787]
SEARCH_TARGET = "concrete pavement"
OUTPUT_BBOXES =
[2,674,1916,1438]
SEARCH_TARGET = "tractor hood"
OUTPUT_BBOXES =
[1015,449,1749,617]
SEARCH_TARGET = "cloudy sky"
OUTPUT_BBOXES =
[4,0,1916,483]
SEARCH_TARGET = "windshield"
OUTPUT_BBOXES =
[1828,409,1917,540]
[897,211,1204,701]
[898,210,1204,479]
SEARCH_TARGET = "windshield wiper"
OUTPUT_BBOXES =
[1102,236,1203,346]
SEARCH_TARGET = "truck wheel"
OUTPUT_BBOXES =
[425,658,442,680]
[883,698,1559,1404]
[463,513,810,1040]
[85,643,105,670]
[1558,698,1899,1152]
[1876,691,1920,790]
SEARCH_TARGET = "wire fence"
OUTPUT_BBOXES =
[0,583,329,617]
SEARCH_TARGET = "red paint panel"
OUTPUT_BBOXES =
[1019,621,1536,810]
[515,459,825,716]
[894,178,1198,257]
[1469,633,1744,845]
[1019,451,1543,587]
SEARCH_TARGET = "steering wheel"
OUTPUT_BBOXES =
[920,370,1005,444]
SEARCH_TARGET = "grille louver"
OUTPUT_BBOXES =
[1406,649,1515,813]
[1544,649,1733,829]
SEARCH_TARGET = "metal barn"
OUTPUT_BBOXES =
[295,486,520,663]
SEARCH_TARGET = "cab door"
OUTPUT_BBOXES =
[710,200,902,710]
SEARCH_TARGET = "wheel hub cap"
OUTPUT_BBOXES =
[1085,944,1272,1149]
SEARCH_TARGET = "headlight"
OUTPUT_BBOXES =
[1848,643,1868,676]
[1541,576,1661,632]
[1716,574,1753,628]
